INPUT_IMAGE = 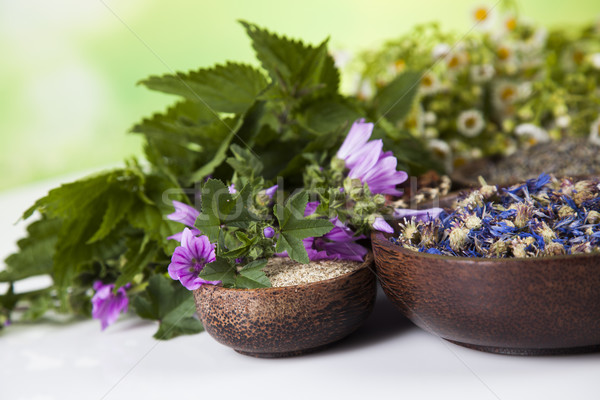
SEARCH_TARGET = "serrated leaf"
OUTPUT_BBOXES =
[221,231,259,259]
[240,21,338,96]
[133,275,203,340]
[372,70,421,124]
[274,191,333,264]
[139,62,268,114]
[87,190,134,244]
[235,259,271,288]
[198,257,236,288]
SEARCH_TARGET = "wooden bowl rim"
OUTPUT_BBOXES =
[202,252,374,293]
[371,230,600,265]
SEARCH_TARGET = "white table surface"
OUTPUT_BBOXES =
[2,174,600,400]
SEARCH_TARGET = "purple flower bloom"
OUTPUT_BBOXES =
[265,185,278,199]
[228,184,237,194]
[338,119,408,196]
[168,228,219,290]
[373,217,394,233]
[394,207,444,222]
[91,281,129,330]
[304,217,368,262]
[263,226,275,238]
[167,200,200,241]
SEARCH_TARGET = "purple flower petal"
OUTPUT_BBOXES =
[373,217,394,233]
[337,119,373,161]
[263,227,275,238]
[167,200,199,227]
[394,207,444,222]
[168,228,218,290]
[304,201,320,217]
[228,184,237,194]
[265,185,278,199]
[91,281,129,330]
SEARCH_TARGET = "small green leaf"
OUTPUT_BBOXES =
[87,190,134,244]
[226,143,264,177]
[235,259,271,288]
[274,191,333,264]
[372,70,421,124]
[133,275,203,340]
[139,62,268,114]
[198,257,236,288]
[114,240,158,289]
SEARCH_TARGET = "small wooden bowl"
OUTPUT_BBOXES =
[371,232,600,355]
[193,253,376,358]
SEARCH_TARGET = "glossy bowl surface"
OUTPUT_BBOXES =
[194,254,376,358]
[372,231,600,355]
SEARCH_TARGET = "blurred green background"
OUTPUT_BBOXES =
[1,0,598,191]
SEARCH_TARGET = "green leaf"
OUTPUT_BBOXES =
[87,189,134,244]
[372,70,421,124]
[221,231,259,259]
[114,240,159,289]
[274,191,333,264]
[240,21,339,96]
[226,143,264,177]
[235,259,271,288]
[196,180,259,241]
[2,217,61,282]
[133,275,203,340]
[198,257,236,288]
[139,62,268,114]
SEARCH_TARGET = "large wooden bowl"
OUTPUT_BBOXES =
[193,253,376,358]
[371,231,600,355]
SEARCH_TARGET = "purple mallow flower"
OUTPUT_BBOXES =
[167,200,200,241]
[394,207,444,222]
[304,201,320,217]
[91,281,129,330]
[168,228,220,290]
[228,183,237,194]
[338,119,408,196]
[263,226,275,238]
[304,217,368,262]
[373,217,394,233]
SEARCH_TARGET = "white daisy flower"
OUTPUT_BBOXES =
[457,110,485,138]
[470,64,495,83]
[424,111,437,125]
[471,5,495,30]
[590,116,600,146]
[493,81,519,108]
[432,43,451,60]
[428,139,453,172]
[515,123,550,144]
[556,115,571,129]
[420,73,441,95]
[590,53,600,70]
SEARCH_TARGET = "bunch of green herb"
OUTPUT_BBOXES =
[1,21,438,338]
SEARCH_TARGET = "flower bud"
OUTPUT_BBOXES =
[263,227,275,239]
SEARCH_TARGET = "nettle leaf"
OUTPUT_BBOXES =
[87,189,134,244]
[139,62,268,114]
[226,143,264,177]
[222,231,259,259]
[274,191,333,264]
[198,257,236,288]
[240,21,339,96]
[1,217,61,282]
[235,259,271,288]
[196,180,259,241]
[372,70,421,124]
[133,274,203,340]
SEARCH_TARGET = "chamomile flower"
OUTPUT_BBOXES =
[556,115,571,129]
[420,73,441,95]
[493,81,519,109]
[515,123,550,144]
[470,64,495,83]
[445,51,469,70]
[590,53,600,70]
[432,43,452,60]
[457,110,485,137]
[472,5,495,30]
[589,116,600,146]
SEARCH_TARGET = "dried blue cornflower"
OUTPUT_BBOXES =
[392,173,600,258]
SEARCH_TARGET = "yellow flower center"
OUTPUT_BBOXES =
[573,50,585,65]
[505,17,517,30]
[422,75,433,87]
[447,55,460,68]
[500,87,516,102]
[497,47,510,60]
[474,7,489,22]
[465,116,477,128]
[394,59,406,72]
